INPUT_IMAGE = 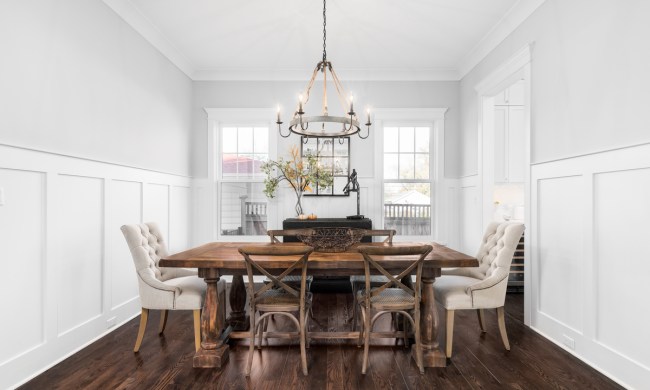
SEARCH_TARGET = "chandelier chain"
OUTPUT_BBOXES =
[322,0,327,62]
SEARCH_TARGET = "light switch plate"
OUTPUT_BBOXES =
[0,188,5,206]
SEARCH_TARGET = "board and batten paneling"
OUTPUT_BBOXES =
[0,168,45,366]
[108,180,142,310]
[535,175,583,333]
[0,143,192,390]
[594,168,650,369]
[169,185,191,253]
[530,143,650,389]
[57,174,105,336]
[458,175,481,255]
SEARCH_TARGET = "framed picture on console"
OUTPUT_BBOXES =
[301,136,350,196]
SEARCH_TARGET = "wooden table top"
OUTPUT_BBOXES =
[159,242,478,271]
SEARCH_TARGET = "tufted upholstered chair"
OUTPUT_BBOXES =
[121,222,226,352]
[434,221,524,358]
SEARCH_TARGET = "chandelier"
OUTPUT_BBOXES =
[276,0,371,140]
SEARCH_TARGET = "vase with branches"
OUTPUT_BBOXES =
[261,145,333,216]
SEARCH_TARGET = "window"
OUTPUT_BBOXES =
[219,125,270,236]
[302,137,350,195]
[221,127,268,178]
[383,126,432,236]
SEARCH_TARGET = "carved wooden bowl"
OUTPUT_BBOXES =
[296,227,366,253]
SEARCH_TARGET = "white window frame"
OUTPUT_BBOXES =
[205,108,278,242]
[373,108,447,243]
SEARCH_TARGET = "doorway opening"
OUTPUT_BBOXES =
[476,45,532,325]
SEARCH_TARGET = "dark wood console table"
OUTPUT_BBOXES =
[282,218,373,242]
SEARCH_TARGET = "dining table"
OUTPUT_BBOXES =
[159,241,478,369]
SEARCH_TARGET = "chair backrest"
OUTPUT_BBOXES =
[356,245,433,305]
[363,229,396,243]
[267,229,315,243]
[238,245,314,305]
[474,221,525,280]
[121,222,169,281]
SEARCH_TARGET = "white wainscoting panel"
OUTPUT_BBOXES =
[458,175,480,254]
[169,185,191,252]
[443,179,459,249]
[0,144,192,390]
[0,168,45,365]
[536,176,583,333]
[57,174,105,336]
[144,183,170,242]
[530,143,650,389]
[108,180,142,310]
[594,168,650,369]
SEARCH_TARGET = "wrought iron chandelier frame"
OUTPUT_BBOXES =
[276,0,371,140]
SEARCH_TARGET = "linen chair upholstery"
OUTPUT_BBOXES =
[434,221,524,358]
[121,222,225,352]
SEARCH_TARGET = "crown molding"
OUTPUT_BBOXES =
[192,67,460,81]
[104,0,545,82]
[102,0,195,78]
[457,0,547,79]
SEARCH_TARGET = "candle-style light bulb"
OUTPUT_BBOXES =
[276,104,281,122]
[366,108,371,123]
[298,94,304,113]
[349,95,354,113]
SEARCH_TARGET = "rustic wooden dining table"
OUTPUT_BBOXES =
[159,241,477,369]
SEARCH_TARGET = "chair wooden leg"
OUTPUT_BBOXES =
[445,310,455,358]
[414,309,424,374]
[300,311,308,375]
[257,314,265,350]
[362,306,371,374]
[357,305,366,347]
[134,308,149,352]
[496,306,510,351]
[402,314,409,348]
[193,309,201,352]
[477,309,486,333]
[158,310,168,335]
[245,308,256,377]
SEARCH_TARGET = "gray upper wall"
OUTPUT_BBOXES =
[191,80,460,178]
[0,0,193,176]
[458,0,650,176]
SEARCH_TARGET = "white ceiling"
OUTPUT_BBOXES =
[103,0,545,80]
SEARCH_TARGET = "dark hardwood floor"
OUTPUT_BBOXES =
[21,292,622,390]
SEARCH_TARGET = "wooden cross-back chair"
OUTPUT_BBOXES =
[238,244,314,376]
[265,229,316,292]
[356,244,433,375]
[350,229,397,328]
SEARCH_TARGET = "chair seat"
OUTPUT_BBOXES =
[357,288,415,310]
[350,275,389,285]
[433,275,480,310]
[257,289,313,312]
[263,275,314,288]
[164,275,206,310]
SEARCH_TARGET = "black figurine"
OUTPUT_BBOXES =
[343,169,363,219]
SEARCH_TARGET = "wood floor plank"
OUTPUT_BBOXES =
[20,293,623,390]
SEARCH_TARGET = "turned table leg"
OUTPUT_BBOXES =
[194,268,229,368]
[228,274,250,331]
[413,275,446,367]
